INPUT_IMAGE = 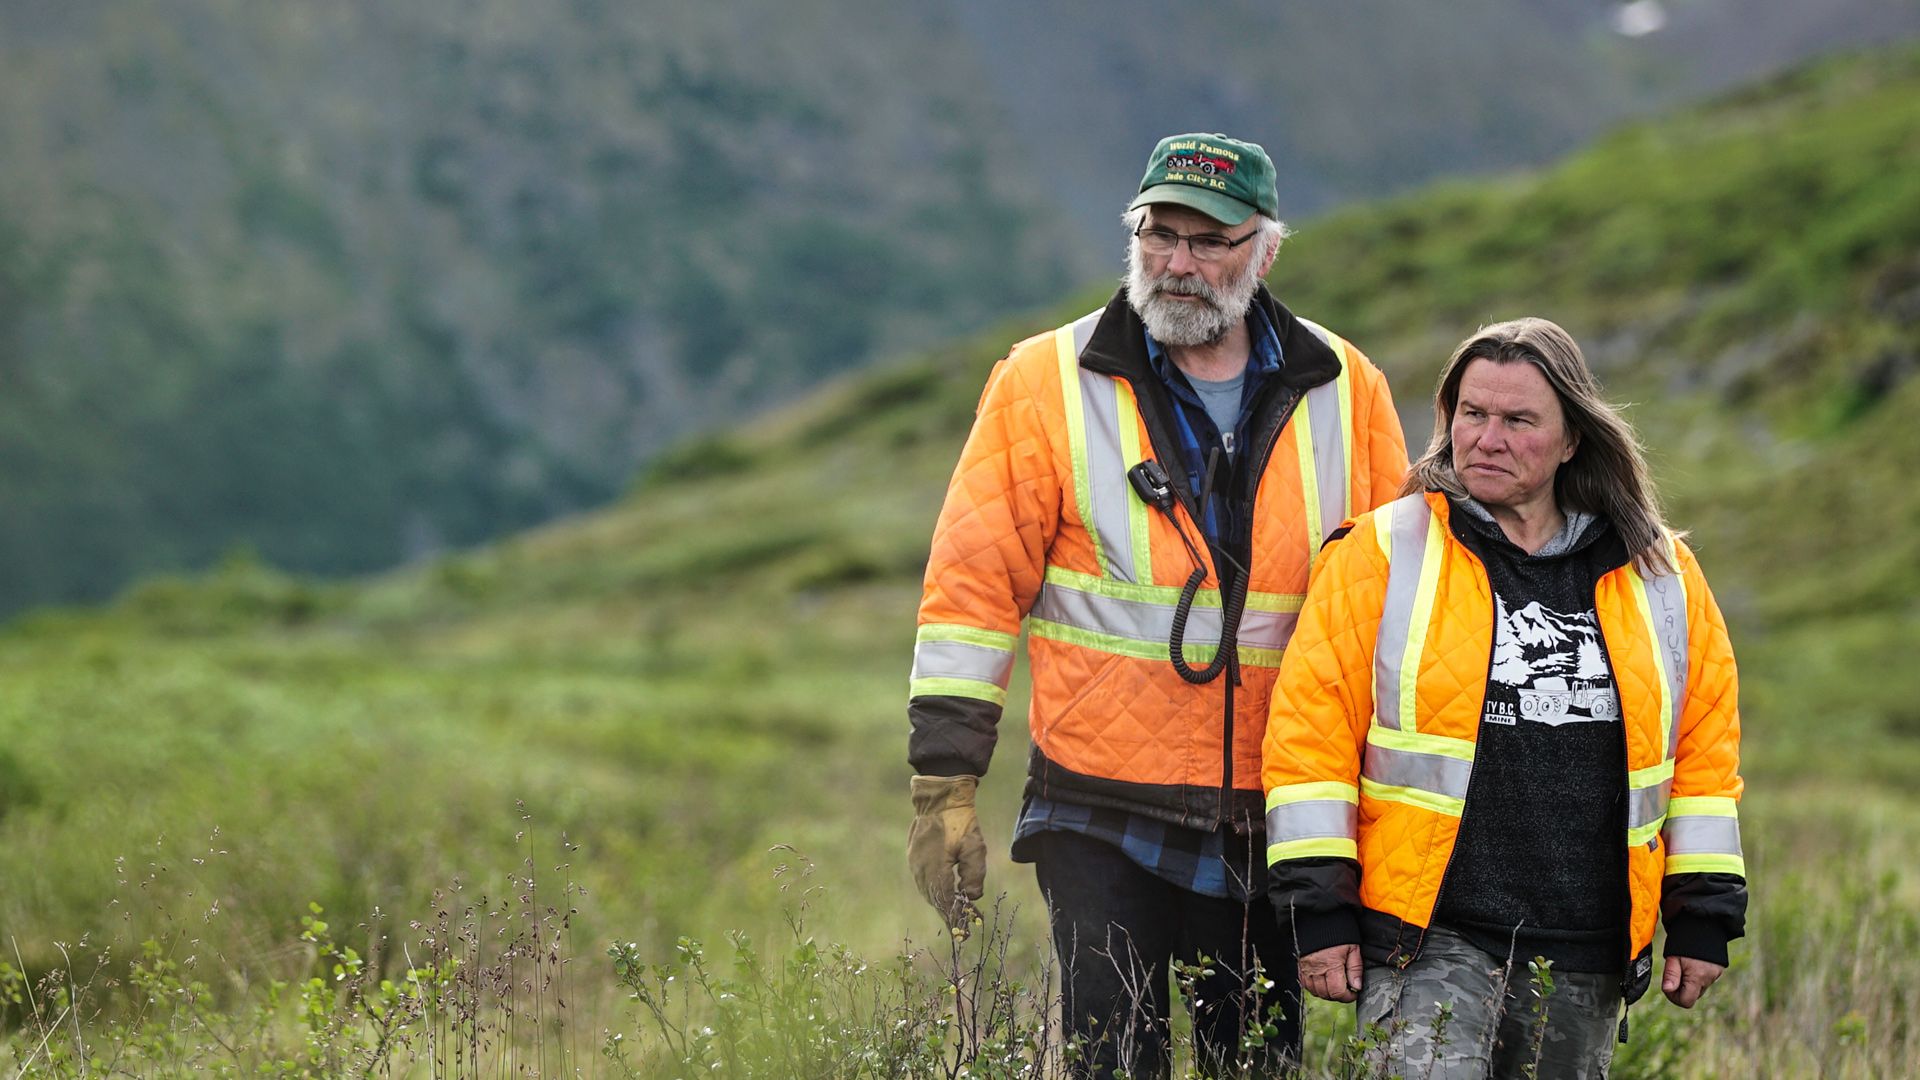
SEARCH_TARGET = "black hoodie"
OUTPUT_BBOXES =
[1432,498,1632,974]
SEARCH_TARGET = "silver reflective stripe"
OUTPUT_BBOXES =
[1266,800,1359,843]
[1030,578,1297,652]
[1306,378,1347,545]
[1069,309,1101,356]
[1372,496,1431,731]
[1239,607,1301,651]
[1641,557,1690,757]
[1627,777,1674,832]
[1361,741,1472,801]
[910,639,1015,689]
[1078,366,1140,583]
[1664,815,1743,857]
[1297,319,1350,545]
[1033,582,1218,644]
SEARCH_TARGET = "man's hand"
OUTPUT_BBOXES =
[1299,943,1364,1003]
[906,775,987,932]
[1661,955,1724,1008]
[1658,953,1720,1006]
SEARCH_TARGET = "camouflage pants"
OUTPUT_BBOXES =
[1356,925,1620,1079]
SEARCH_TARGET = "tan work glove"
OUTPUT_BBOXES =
[906,774,987,931]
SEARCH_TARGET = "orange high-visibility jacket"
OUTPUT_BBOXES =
[909,288,1408,829]
[1262,492,1746,998]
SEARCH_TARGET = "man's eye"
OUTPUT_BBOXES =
[1190,236,1230,254]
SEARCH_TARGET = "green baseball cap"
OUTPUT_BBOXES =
[1128,132,1279,225]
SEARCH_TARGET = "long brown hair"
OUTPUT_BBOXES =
[1403,317,1679,575]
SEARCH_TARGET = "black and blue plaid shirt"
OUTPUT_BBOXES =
[1012,309,1285,903]
[1142,305,1285,550]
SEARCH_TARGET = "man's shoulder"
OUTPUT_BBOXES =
[996,305,1113,379]
[1289,314,1366,368]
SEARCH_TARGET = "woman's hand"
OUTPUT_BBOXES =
[1299,944,1364,1003]
[1661,955,1725,1008]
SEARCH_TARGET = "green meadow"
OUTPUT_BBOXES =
[2,45,1918,1076]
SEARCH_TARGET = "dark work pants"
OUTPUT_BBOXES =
[1032,829,1302,1079]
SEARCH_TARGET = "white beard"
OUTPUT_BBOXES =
[1125,243,1261,347]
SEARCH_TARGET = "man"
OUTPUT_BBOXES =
[905,132,1409,1077]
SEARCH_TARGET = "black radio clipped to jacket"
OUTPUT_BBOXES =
[1127,460,1177,513]
[1124,458,1244,686]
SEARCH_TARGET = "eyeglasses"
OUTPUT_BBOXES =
[1133,224,1258,262]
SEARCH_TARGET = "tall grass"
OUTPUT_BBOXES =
[2,779,1911,1076]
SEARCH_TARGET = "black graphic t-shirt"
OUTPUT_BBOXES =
[1433,499,1631,974]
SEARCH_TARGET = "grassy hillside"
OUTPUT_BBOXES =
[2,44,1918,1076]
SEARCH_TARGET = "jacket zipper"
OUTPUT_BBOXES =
[1591,626,1639,1040]
[1217,384,1303,829]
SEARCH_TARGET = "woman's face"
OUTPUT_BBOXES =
[1449,357,1578,516]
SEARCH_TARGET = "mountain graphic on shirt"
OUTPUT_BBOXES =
[1487,596,1619,726]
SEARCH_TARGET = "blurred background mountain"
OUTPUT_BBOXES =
[2,0,1917,615]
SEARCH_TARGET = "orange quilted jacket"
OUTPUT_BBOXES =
[1262,492,1746,997]
[909,288,1408,829]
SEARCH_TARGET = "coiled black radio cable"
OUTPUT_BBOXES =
[1127,455,1248,686]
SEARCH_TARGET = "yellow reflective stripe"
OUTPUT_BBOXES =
[1115,380,1155,583]
[1266,781,1360,809]
[1294,392,1322,567]
[1664,853,1746,876]
[1668,796,1738,818]
[1367,722,1476,762]
[908,677,1007,706]
[1400,513,1445,734]
[1238,646,1285,668]
[1041,565,1303,613]
[1628,758,1676,790]
[1361,777,1465,817]
[1045,564,1204,606]
[1249,590,1306,614]
[1627,819,1663,848]
[1336,347,1355,519]
[1372,496,1430,732]
[1029,619,1285,669]
[1029,618,1165,661]
[1055,325,1106,580]
[916,623,1017,651]
[1625,560,1676,759]
[1645,531,1690,757]
[1268,837,1358,862]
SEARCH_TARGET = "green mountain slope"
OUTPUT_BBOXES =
[0,43,1916,1073]
[0,0,1086,613]
[1264,46,1920,785]
[4,0,1917,618]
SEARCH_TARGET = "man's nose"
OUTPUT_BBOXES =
[1165,239,1201,276]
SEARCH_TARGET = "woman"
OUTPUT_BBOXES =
[1261,318,1747,1078]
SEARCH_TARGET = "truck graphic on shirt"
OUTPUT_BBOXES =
[1518,677,1572,720]
[1492,598,1621,725]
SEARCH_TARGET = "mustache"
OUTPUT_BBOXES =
[1149,274,1218,301]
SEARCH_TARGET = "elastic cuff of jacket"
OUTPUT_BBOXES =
[1662,915,1732,967]
[910,757,982,779]
[1276,901,1361,957]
